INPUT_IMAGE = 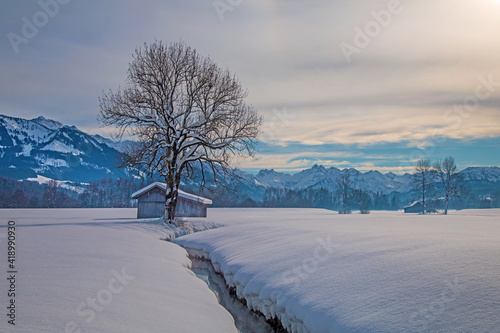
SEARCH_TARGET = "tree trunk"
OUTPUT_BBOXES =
[164,169,180,224]
[165,185,178,224]
[164,168,183,224]
[422,190,426,214]
[444,198,449,215]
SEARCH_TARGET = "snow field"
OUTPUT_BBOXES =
[175,208,500,333]
[0,208,238,333]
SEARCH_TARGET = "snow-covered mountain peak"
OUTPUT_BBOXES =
[311,164,326,171]
[92,134,135,153]
[346,168,361,175]
[255,168,292,188]
[256,168,276,176]
[31,116,64,131]
[461,166,500,182]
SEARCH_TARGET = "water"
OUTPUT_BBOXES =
[191,258,275,333]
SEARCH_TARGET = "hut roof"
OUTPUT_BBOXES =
[131,182,212,205]
[403,201,421,209]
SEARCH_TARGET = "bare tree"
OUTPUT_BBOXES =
[336,173,353,214]
[42,179,60,208]
[99,41,261,223]
[434,156,469,215]
[353,187,371,214]
[413,158,435,214]
[12,189,27,208]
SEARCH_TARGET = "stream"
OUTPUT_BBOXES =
[191,257,276,333]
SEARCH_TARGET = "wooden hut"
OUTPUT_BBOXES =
[403,201,425,213]
[131,182,212,218]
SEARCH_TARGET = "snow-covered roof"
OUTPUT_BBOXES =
[403,201,424,209]
[131,182,212,205]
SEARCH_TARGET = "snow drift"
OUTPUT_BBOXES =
[175,208,500,333]
[0,208,237,333]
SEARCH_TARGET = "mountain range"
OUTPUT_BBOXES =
[236,165,500,202]
[1,114,499,202]
[0,114,133,182]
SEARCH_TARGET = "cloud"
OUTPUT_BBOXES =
[236,150,359,173]
[1,0,499,173]
[258,104,500,147]
[237,137,500,174]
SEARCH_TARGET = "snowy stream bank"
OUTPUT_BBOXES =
[162,218,282,331]
[189,254,280,333]
[160,218,224,241]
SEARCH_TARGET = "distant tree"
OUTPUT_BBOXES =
[29,195,39,208]
[373,192,390,210]
[433,156,469,214]
[479,196,493,209]
[78,191,91,208]
[77,178,142,208]
[262,187,279,207]
[390,193,401,211]
[42,180,60,208]
[308,187,334,210]
[336,173,353,214]
[99,41,261,223]
[413,159,435,214]
[467,192,481,209]
[353,187,371,214]
[0,176,46,208]
[493,188,500,208]
[12,189,27,208]
[238,196,259,208]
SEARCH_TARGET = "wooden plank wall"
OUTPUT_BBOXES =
[137,187,208,218]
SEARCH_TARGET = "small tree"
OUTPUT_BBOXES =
[99,41,261,223]
[29,195,39,208]
[390,193,401,211]
[336,173,353,214]
[433,156,469,214]
[413,159,435,214]
[353,187,371,214]
[42,180,60,208]
[12,189,27,208]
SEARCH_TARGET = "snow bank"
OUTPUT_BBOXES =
[176,208,500,333]
[139,216,224,241]
[0,208,237,333]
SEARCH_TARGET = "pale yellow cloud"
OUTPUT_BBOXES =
[258,104,500,146]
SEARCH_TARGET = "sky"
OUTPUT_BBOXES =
[1,0,499,174]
